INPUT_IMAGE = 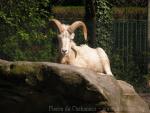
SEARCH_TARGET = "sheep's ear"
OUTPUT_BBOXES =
[70,33,75,39]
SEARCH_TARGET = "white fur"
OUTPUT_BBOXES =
[52,20,113,76]
[62,42,113,76]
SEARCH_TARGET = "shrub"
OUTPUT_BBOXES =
[0,0,58,61]
[108,0,147,7]
[94,0,113,55]
[95,0,148,92]
[111,49,145,90]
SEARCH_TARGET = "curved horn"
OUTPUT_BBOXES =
[68,21,87,40]
[50,19,64,33]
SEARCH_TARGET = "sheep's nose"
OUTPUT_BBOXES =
[61,49,68,54]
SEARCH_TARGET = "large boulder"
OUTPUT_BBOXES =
[0,59,149,113]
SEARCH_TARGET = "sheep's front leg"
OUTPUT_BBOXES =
[96,48,113,76]
[102,59,113,76]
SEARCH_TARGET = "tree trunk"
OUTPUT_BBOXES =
[85,0,96,47]
[148,0,150,73]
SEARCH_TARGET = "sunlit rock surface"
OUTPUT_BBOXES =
[0,59,149,113]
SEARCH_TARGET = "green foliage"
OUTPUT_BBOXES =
[95,0,148,92]
[0,0,58,61]
[108,0,147,7]
[111,49,144,88]
[94,0,113,55]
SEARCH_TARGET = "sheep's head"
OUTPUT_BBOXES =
[50,19,87,56]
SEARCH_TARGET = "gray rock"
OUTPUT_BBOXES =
[0,59,149,113]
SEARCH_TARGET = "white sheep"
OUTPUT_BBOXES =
[50,19,113,76]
